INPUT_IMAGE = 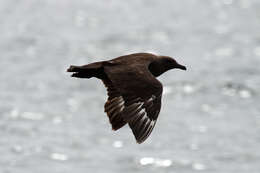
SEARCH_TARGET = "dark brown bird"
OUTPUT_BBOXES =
[67,53,186,144]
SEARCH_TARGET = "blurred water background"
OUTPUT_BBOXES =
[0,0,260,173]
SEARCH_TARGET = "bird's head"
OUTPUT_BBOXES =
[160,56,187,71]
[149,56,186,77]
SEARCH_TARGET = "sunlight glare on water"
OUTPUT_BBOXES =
[139,157,172,167]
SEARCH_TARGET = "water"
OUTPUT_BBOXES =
[0,0,260,172]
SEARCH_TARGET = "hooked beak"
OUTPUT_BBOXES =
[176,63,187,71]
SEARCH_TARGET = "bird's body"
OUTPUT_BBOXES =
[67,53,186,144]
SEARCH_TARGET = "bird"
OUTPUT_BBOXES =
[67,53,186,144]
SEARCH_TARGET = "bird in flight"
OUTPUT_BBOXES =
[67,53,186,144]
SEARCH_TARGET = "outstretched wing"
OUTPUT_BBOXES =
[122,94,161,143]
[104,64,163,143]
[102,78,127,131]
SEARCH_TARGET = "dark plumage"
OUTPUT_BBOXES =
[67,53,186,144]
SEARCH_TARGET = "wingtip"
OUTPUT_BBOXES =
[136,140,144,144]
[135,134,146,144]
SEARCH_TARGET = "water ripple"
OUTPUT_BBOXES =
[183,84,195,94]
[163,86,173,95]
[20,112,44,120]
[221,82,253,99]
[50,153,68,161]
[192,162,206,171]
[11,145,23,154]
[253,46,260,56]
[10,109,44,120]
[112,140,123,148]
[139,157,172,167]
[52,116,63,124]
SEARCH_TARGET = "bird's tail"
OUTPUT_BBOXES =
[67,62,104,79]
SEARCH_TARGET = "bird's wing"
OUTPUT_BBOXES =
[102,78,127,131]
[104,64,163,143]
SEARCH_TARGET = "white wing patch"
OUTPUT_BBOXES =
[122,95,158,144]
[105,94,159,143]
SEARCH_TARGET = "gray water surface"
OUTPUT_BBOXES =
[0,0,260,173]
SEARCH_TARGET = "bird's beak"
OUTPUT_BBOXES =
[176,63,187,71]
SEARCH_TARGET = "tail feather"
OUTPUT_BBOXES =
[67,62,104,79]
